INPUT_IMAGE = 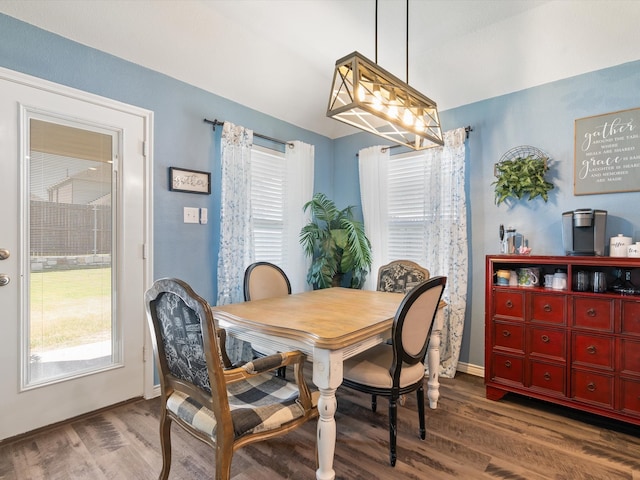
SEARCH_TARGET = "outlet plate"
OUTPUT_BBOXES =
[184,207,199,224]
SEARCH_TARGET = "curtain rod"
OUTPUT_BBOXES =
[378,126,473,153]
[204,118,294,148]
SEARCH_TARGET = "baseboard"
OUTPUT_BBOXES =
[455,361,484,377]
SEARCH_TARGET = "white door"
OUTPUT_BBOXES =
[0,68,153,440]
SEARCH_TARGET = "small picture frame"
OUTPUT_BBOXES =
[169,167,211,194]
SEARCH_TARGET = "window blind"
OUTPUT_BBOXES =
[250,146,287,269]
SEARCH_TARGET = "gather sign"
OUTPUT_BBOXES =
[574,107,640,195]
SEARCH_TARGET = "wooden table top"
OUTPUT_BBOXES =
[211,287,405,350]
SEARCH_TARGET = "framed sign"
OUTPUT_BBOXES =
[169,167,211,194]
[574,107,640,195]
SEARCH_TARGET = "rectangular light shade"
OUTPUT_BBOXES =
[327,51,443,150]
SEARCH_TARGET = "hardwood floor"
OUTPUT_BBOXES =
[1,373,639,479]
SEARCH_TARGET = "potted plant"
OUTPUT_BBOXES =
[299,193,372,289]
[492,155,554,205]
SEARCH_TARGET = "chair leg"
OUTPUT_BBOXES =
[388,396,398,466]
[215,442,235,480]
[417,385,426,440]
[159,410,172,480]
[371,394,377,412]
[277,366,286,379]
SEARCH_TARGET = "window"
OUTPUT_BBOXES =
[250,146,288,269]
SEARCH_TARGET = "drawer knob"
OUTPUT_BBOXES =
[543,372,551,381]
[502,330,511,338]
[587,308,596,317]
[504,360,512,368]
[586,345,597,355]
[541,335,550,343]
[505,300,513,309]
[543,304,552,312]
[587,382,596,392]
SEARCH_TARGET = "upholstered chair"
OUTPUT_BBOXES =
[342,276,446,466]
[145,278,318,480]
[244,262,291,377]
[377,260,430,294]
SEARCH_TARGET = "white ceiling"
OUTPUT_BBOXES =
[2,0,640,139]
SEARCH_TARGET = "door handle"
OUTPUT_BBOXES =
[0,248,9,260]
[0,274,9,286]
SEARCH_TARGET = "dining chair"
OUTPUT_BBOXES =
[377,259,430,294]
[145,278,318,480]
[342,276,447,467]
[244,261,291,378]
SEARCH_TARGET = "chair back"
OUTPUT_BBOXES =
[377,260,430,294]
[244,262,291,301]
[390,276,446,384]
[145,278,228,417]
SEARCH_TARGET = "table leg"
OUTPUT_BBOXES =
[312,349,342,480]
[427,309,444,409]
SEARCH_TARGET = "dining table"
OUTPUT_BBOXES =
[211,287,445,480]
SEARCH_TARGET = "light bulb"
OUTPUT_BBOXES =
[402,109,414,126]
[357,85,366,102]
[388,105,398,119]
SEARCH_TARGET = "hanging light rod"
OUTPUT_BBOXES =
[204,118,294,148]
[327,0,443,150]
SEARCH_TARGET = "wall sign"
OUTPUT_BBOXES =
[574,107,640,195]
[169,167,211,194]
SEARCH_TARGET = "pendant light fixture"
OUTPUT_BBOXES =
[326,0,443,149]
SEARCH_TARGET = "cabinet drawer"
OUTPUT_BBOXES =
[530,361,565,396]
[621,300,640,336]
[620,338,640,375]
[571,369,614,408]
[620,377,640,417]
[493,321,525,352]
[572,297,614,331]
[572,333,614,369]
[528,327,566,361]
[531,294,566,325]
[494,290,524,320]
[490,353,524,386]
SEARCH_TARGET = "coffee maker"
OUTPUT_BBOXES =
[562,209,607,256]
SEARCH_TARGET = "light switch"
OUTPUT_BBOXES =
[200,208,208,224]
[184,207,199,224]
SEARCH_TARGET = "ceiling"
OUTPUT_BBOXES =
[2,0,640,139]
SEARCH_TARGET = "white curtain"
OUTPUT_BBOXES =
[358,127,468,377]
[284,140,315,293]
[358,145,390,291]
[421,128,468,378]
[217,122,254,306]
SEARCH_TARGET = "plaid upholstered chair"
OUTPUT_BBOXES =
[244,262,291,378]
[145,278,318,480]
[342,276,446,467]
[377,260,430,294]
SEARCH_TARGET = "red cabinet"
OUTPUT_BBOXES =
[486,255,640,425]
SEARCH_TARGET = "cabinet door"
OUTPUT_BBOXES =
[619,338,640,376]
[494,290,524,320]
[620,377,640,417]
[572,332,614,370]
[491,353,524,386]
[529,326,566,361]
[573,297,614,331]
[530,361,566,396]
[621,300,640,336]
[571,369,614,408]
[531,293,566,325]
[493,321,525,353]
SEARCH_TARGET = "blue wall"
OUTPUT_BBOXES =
[3,13,640,370]
[333,60,640,368]
[0,14,333,303]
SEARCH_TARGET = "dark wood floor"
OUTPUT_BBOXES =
[1,372,639,479]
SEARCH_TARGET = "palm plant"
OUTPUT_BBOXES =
[299,193,372,289]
